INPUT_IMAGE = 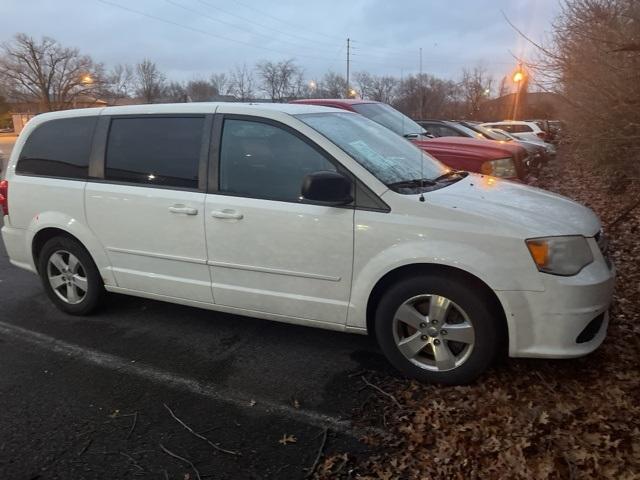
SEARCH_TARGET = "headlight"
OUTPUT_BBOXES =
[480,158,516,177]
[525,236,593,275]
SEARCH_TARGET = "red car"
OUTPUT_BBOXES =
[292,99,530,182]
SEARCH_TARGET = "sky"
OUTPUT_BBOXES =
[0,0,561,85]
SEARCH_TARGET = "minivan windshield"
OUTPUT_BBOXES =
[351,103,428,137]
[298,112,447,190]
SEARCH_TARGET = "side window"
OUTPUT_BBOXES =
[510,124,533,133]
[219,119,336,202]
[425,124,443,137]
[17,116,97,179]
[439,126,462,137]
[105,117,205,189]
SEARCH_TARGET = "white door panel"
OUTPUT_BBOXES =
[86,183,211,303]
[205,195,354,323]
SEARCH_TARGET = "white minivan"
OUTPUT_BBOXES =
[0,103,615,384]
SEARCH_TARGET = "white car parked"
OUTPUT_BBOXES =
[480,120,548,144]
[490,128,557,157]
[0,103,615,384]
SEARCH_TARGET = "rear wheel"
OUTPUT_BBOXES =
[38,236,104,315]
[374,275,501,385]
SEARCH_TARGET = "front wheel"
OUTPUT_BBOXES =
[374,275,502,385]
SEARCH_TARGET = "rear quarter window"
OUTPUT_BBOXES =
[16,116,98,179]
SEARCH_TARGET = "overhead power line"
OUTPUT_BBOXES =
[164,0,341,55]
[195,0,340,50]
[226,0,346,42]
[96,0,339,62]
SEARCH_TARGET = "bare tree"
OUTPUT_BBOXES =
[459,67,493,119]
[289,70,308,99]
[317,72,347,98]
[0,33,104,111]
[102,63,134,104]
[165,81,187,102]
[256,59,302,102]
[394,73,461,119]
[135,59,166,104]
[353,72,398,103]
[210,73,229,96]
[370,75,398,103]
[521,0,640,177]
[185,79,216,102]
[228,64,255,101]
[353,71,374,99]
[497,76,509,97]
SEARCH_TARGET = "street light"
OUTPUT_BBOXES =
[348,88,357,98]
[81,74,94,85]
[512,67,526,120]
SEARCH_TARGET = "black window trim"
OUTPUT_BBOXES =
[89,113,213,193]
[209,113,390,212]
[16,115,99,182]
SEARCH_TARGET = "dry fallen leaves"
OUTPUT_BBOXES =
[279,434,297,446]
[316,150,640,479]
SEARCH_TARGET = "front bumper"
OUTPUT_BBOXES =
[497,241,615,358]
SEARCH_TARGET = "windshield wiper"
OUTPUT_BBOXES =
[431,170,468,182]
[387,178,437,189]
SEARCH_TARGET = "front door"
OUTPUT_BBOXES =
[205,116,354,324]
[86,115,212,303]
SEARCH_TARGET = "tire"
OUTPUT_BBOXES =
[38,236,104,315]
[374,274,501,385]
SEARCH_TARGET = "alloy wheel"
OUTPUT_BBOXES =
[46,250,88,305]
[392,294,475,371]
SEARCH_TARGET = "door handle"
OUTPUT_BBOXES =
[169,205,198,215]
[211,209,244,220]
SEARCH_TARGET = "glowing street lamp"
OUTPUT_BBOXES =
[348,88,357,98]
[81,74,94,85]
[309,80,317,90]
[512,67,526,120]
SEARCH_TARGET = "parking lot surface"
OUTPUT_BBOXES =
[0,214,383,479]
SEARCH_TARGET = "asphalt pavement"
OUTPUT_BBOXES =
[0,212,387,479]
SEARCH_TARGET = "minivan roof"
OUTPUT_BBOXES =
[29,102,343,121]
[291,98,378,107]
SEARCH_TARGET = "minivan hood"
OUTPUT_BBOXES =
[425,174,600,237]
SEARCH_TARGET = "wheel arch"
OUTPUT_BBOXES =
[365,263,509,350]
[28,223,115,286]
[32,227,83,272]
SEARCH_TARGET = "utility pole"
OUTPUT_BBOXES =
[419,47,423,119]
[346,37,351,98]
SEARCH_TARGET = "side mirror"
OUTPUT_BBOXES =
[301,171,353,206]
